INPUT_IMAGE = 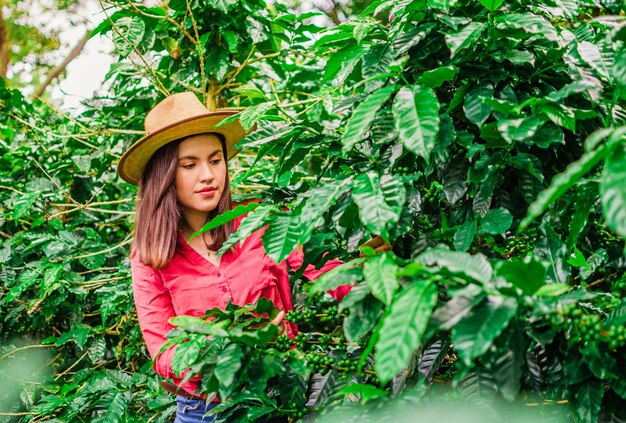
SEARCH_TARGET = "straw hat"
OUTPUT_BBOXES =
[117,92,247,185]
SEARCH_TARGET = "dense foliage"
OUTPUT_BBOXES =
[1,0,626,422]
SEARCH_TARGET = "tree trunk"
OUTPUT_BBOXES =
[0,4,9,79]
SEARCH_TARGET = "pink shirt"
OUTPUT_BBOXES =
[131,209,350,396]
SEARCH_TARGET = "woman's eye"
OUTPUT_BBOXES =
[210,159,222,165]
[181,163,194,169]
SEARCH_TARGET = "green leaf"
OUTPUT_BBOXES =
[236,124,299,149]
[574,379,604,423]
[473,175,496,218]
[5,268,42,304]
[111,17,145,58]
[171,336,207,376]
[417,65,459,88]
[427,0,455,12]
[614,48,626,89]
[371,108,397,144]
[324,44,368,85]
[491,326,525,401]
[344,296,384,342]
[219,204,275,255]
[566,183,596,250]
[445,22,485,58]
[311,260,365,294]
[40,264,63,296]
[393,25,433,57]
[534,224,570,284]
[90,10,130,39]
[190,202,260,241]
[230,323,278,346]
[363,253,399,306]
[338,383,389,403]
[495,258,546,295]
[511,153,543,181]
[429,285,484,332]
[352,171,405,239]
[231,85,267,100]
[238,101,275,132]
[547,81,599,103]
[55,325,91,348]
[607,298,626,326]
[519,135,615,231]
[601,140,626,238]
[502,49,535,66]
[495,13,559,42]
[262,215,301,263]
[254,297,280,319]
[297,180,349,244]
[12,192,38,219]
[169,315,207,327]
[342,85,397,153]
[87,338,107,363]
[31,396,64,415]
[497,116,542,143]
[92,391,128,423]
[480,207,512,235]
[480,0,504,11]
[207,0,238,13]
[567,247,588,268]
[353,21,374,44]
[417,248,492,285]
[577,41,612,81]
[453,219,477,252]
[581,343,617,380]
[0,245,10,264]
[362,43,394,91]
[215,343,243,393]
[392,84,440,163]
[535,282,573,297]
[418,339,450,382]
[375,281,438,383]
[452,296,517,366]
[463,82,494,127]
[540,104,576,132]
[457,367,498,402]
[529,122,565,149]
[442,159,469,205]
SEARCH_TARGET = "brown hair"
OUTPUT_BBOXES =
[131,134,234,269]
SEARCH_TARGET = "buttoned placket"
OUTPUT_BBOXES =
[177,231,234,301]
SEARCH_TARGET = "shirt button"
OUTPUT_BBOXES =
[216,272,221,277]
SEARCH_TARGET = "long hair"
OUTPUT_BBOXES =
[131,134,234,269]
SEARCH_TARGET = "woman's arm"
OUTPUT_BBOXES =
[131,257,204,395]
[286,247,351,301]
[285,236,392,301]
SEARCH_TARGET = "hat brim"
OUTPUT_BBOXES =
[117,110,246,185]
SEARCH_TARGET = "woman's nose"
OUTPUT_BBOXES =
[199,163,214,181]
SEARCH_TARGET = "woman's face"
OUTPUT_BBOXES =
[175,133,227,220]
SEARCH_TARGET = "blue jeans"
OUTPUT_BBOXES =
[174,396,217,422]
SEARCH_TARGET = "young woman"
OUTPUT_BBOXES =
[117,92,351,422]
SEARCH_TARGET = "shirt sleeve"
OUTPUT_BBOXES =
[131,258,178,380]
[286,246,353,301]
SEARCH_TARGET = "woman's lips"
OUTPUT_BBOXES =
[197,187,217,197]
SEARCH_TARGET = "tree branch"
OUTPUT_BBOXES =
[33,30,90,98]
[98,0,170,96]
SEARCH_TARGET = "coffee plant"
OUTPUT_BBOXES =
[1,0,626,421]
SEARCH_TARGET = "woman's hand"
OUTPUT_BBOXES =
[270,310,286,336]
[359,236,392,256]
[249,310,286,336]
